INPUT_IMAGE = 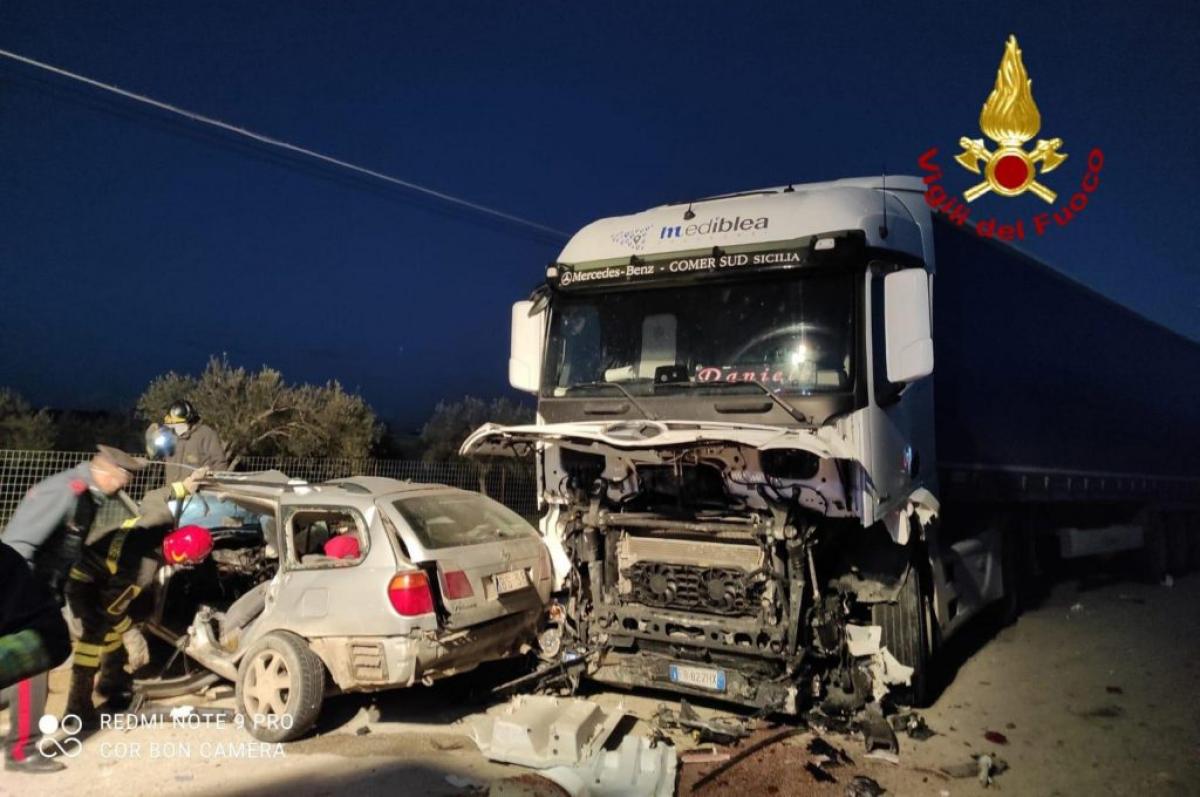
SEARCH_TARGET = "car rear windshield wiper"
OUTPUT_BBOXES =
[683,379,812,426]
[567,381,659,421]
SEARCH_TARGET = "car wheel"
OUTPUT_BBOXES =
[872,560,934,708]
[236,631,324,742]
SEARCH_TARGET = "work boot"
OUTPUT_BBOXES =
[96,648,133,709]
[4,753,66,773]
[64,667,99,729]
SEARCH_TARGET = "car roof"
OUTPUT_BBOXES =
[198,471,466,507]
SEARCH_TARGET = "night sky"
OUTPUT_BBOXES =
[1,1,1196,427]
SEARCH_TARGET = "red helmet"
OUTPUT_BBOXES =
[323,535,361,560]
[163,525,213,565]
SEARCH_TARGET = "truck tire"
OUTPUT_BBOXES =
[236,631,325,743]
[872,563,933,707]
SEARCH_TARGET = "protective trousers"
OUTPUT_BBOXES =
[62,576,137,718]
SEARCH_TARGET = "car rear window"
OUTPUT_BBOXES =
[391,492,536,549]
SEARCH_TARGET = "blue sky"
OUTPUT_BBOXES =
[1,1,1196,426]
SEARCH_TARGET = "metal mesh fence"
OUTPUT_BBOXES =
[0,449,538,532]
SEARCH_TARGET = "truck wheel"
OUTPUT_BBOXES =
[236,631,325,743]
[872,563,934,707]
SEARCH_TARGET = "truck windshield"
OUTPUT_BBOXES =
[544,271,855,396]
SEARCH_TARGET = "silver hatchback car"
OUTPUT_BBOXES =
[158,473,551,741]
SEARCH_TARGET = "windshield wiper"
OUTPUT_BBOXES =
[568,381,659,420]
[688,379,812,426]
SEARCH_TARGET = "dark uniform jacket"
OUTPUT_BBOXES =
[164,424,229,484]
[0,463,133,602]
[67,484,181,616]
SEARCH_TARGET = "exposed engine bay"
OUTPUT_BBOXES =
[503,428,923,717]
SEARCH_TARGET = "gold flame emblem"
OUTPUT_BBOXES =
[956,35,1066,203]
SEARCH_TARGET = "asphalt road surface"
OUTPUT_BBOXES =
[2,572,1197,797]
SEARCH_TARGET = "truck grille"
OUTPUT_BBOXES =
[626,561,762,617]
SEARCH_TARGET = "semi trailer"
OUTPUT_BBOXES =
[462,176,1200,713]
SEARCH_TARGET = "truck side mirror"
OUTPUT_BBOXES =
[509,300,546,393]
[883,269,934,383]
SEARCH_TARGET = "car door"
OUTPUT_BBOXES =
[267,495,403,637]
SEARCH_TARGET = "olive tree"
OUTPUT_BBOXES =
[0,388,55,450]
[137,356,380,460]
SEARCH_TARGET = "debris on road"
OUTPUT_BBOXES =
[983,730,1008,745]
[890,712,935,740]
[470,695,674,797]
[540,733,677,797]
[1105,685,1124,695]
[861,706,899,755]
[652,699,750,745]
[679,747,731,765]
[941,754,1009,787]
[469,696,626,768]
[977,753,1005,787]
[805,760,837,783]
[845,624,883,657]
[808,735,854,767]
[845,774,886,796]
[344,703,381,736]
[864,749,900,765]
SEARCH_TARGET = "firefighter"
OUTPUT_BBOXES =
[62,475,211,726]
[0,445,144,774]
[152,399,229,484]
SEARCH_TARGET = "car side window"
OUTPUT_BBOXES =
[285,507,369,569]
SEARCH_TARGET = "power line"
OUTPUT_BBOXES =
[0,47,569,240]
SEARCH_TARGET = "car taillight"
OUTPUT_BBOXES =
[439,569,474,600]
[387,571,434,616]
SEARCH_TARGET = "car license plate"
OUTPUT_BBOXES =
[668,664,726,692]
[494,569,529,594]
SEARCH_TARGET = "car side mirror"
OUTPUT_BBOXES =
[509,300,546,393]
[883,269,934,383]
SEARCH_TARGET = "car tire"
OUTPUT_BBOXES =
[872,559,934,708]
[236,631,325,743]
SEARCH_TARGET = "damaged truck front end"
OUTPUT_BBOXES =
[463,421,927,716]
[467,178,955,716]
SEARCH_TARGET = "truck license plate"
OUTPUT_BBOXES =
[668,664,726,692]
[494,569,529,594]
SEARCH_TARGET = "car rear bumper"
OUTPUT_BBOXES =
[310,609,540,692]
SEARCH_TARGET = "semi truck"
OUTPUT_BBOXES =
[461,176,1200,713]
